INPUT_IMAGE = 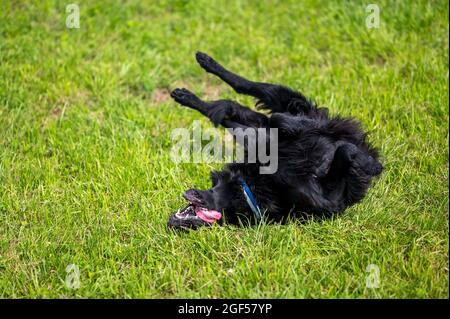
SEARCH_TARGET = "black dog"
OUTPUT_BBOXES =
[168,52,382,229]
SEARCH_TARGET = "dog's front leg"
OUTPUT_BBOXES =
[170,88,268,128]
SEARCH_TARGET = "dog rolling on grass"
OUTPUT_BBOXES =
[168,52,383,230]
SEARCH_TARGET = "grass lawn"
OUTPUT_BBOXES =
[0,0,448,298]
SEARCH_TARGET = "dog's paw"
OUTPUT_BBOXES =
[196,52,221,73]
[170,88,198,107]
[364,157,383,176]
[338,143,383,176]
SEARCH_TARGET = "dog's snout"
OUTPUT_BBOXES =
[183,189,203,204]
[183,189,197,199]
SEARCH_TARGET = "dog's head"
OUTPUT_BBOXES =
[183,170,255,224]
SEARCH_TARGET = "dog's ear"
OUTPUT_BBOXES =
[211,170,233,187]
[211,171,220,186]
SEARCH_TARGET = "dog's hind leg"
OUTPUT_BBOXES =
[170,88,268,128]
[195,52,315,114]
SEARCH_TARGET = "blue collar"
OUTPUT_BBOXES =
[239,177,263,220]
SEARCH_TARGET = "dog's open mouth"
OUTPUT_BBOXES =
[167,202,222,230]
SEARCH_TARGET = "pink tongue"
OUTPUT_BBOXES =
[195,207,222,223]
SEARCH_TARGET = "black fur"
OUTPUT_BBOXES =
[170,52,383,226]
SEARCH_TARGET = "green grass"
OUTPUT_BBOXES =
[0,0,448,298]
